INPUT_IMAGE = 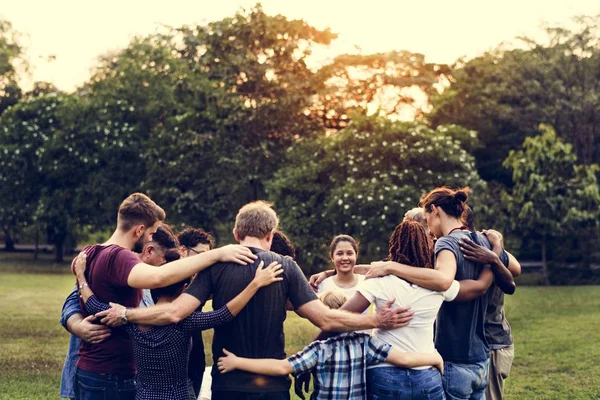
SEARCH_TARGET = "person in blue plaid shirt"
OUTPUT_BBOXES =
[217,290,443,400]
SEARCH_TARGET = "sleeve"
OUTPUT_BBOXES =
[177,306,234,333]
[434,236,460,262]
[288,342,320,376]
[357,278,380,303]
[366,336,392,366]
[59,285,83,330]
[185,268,213,305]
[112,248,142,287]
[85,295,111,315]
[499,249,510,267]
[442,280,460,301]
[199,367,213,399]
[286,260,318,309]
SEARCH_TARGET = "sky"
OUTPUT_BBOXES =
[1,0,599,92]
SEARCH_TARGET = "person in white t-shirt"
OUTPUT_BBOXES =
[317,235,368,315]
[339,220,458,400]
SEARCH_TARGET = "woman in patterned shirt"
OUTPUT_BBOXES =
[74,250,283,400]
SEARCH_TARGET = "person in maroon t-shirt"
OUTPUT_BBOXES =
[71,193,257,400]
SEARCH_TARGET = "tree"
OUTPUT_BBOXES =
[430,14,600,185]
[267,115,487,274]
[502,125,600,284]
[0,20,24,115]
[312,51,450,131]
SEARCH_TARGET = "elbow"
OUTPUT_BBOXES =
[164,305,186,324]
[503,283,516,296]
[436,278,454,292]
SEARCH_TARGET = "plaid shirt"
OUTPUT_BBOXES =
[288,332,391,400]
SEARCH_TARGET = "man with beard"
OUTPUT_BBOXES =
[65,193,256,400]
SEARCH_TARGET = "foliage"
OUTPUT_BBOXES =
[0,19,25,114]
[268,115,486,274]
[502,125,600,283]
[430,14,600,185]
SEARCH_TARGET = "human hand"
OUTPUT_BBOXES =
[375,299,413,330]
[217,349,238,373]
[294,372,311,400]
[216,245,258,265]
[96,302,127,327]
[252,260,284,288]
[74,252,87,280]
[73,314,111,344]
[482,229,503,248]
[365,261,390,280]
[308,271,329,292]
[433,351,444,375]
[459,238,499,264]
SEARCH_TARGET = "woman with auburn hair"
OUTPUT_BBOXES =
[366,186,513,400]
[338,220,460,400]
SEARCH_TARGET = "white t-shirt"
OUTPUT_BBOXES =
[318,275,368,315]
[358,275,460,369]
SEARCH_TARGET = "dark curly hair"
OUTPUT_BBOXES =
[271,230,296,259]
[387,220,433,269]
[178,227,214,250]
[152,224,179,250]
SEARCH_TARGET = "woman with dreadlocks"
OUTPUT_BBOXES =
[338,220,460,400]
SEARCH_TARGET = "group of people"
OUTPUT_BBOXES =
[59,186,520,400]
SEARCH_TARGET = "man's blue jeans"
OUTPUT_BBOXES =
[74,368,136,400]
[442,359,490,400]
[367,366,445,399]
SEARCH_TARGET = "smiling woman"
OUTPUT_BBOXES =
[316,235,369,314]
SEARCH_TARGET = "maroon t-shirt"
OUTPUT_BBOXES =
[76,244,142,375]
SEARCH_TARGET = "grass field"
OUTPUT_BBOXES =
[1,252,599,399]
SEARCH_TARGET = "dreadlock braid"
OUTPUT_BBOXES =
[387,220,433,269]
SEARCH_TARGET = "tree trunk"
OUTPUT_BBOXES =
[55,239,65,263]
[34,227,39,260]
[3,229,15,251]
[541,236,550,285]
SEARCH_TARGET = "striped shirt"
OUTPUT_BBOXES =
[288,332,391,400]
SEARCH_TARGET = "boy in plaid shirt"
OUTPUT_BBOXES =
[217,290,443,400]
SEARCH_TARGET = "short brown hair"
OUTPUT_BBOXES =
[420,186,470,219]
[319,290,347,309]
[117,193,166,231]
[234,201,279,240]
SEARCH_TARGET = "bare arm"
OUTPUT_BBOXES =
[386,348,444,374]
[296,297,413,332]
[127,245,257,289]
[454,267,494,302]
[507,252,521,277]
[459,236,515,295]
[217,349,293,375]
[365,250,457,292]
[315,292,373,340]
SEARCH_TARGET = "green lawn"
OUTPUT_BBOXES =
[1,253,599,399]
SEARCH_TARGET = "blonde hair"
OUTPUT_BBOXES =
[234,201,279,240]
[318,290,347,310]
[403,207,425,225]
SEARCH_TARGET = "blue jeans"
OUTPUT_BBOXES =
[442,359,490,400]
[367,367,445,399]
[75,368,136,400]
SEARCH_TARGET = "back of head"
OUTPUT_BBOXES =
[387,220,433,268]
[270,230,296,259]
[403,207,426,226]
[234,201,279,240]
[178,227,214,250]
[151,250,190,302]
[420,186,470,220]
[152,224,179,250]
[319,290,347,309]
[117,193,166,231]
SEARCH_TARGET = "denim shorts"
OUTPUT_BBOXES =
[367,366,445,400]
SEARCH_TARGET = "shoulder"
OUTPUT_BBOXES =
[435,235,461,255]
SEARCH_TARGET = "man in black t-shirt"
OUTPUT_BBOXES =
[102,200,414,400]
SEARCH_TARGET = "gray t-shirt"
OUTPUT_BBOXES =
[434,230,492,364]
[485,281,513,349]
[185,247,317,393]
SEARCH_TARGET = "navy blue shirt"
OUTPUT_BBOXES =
[434,230,508,363]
